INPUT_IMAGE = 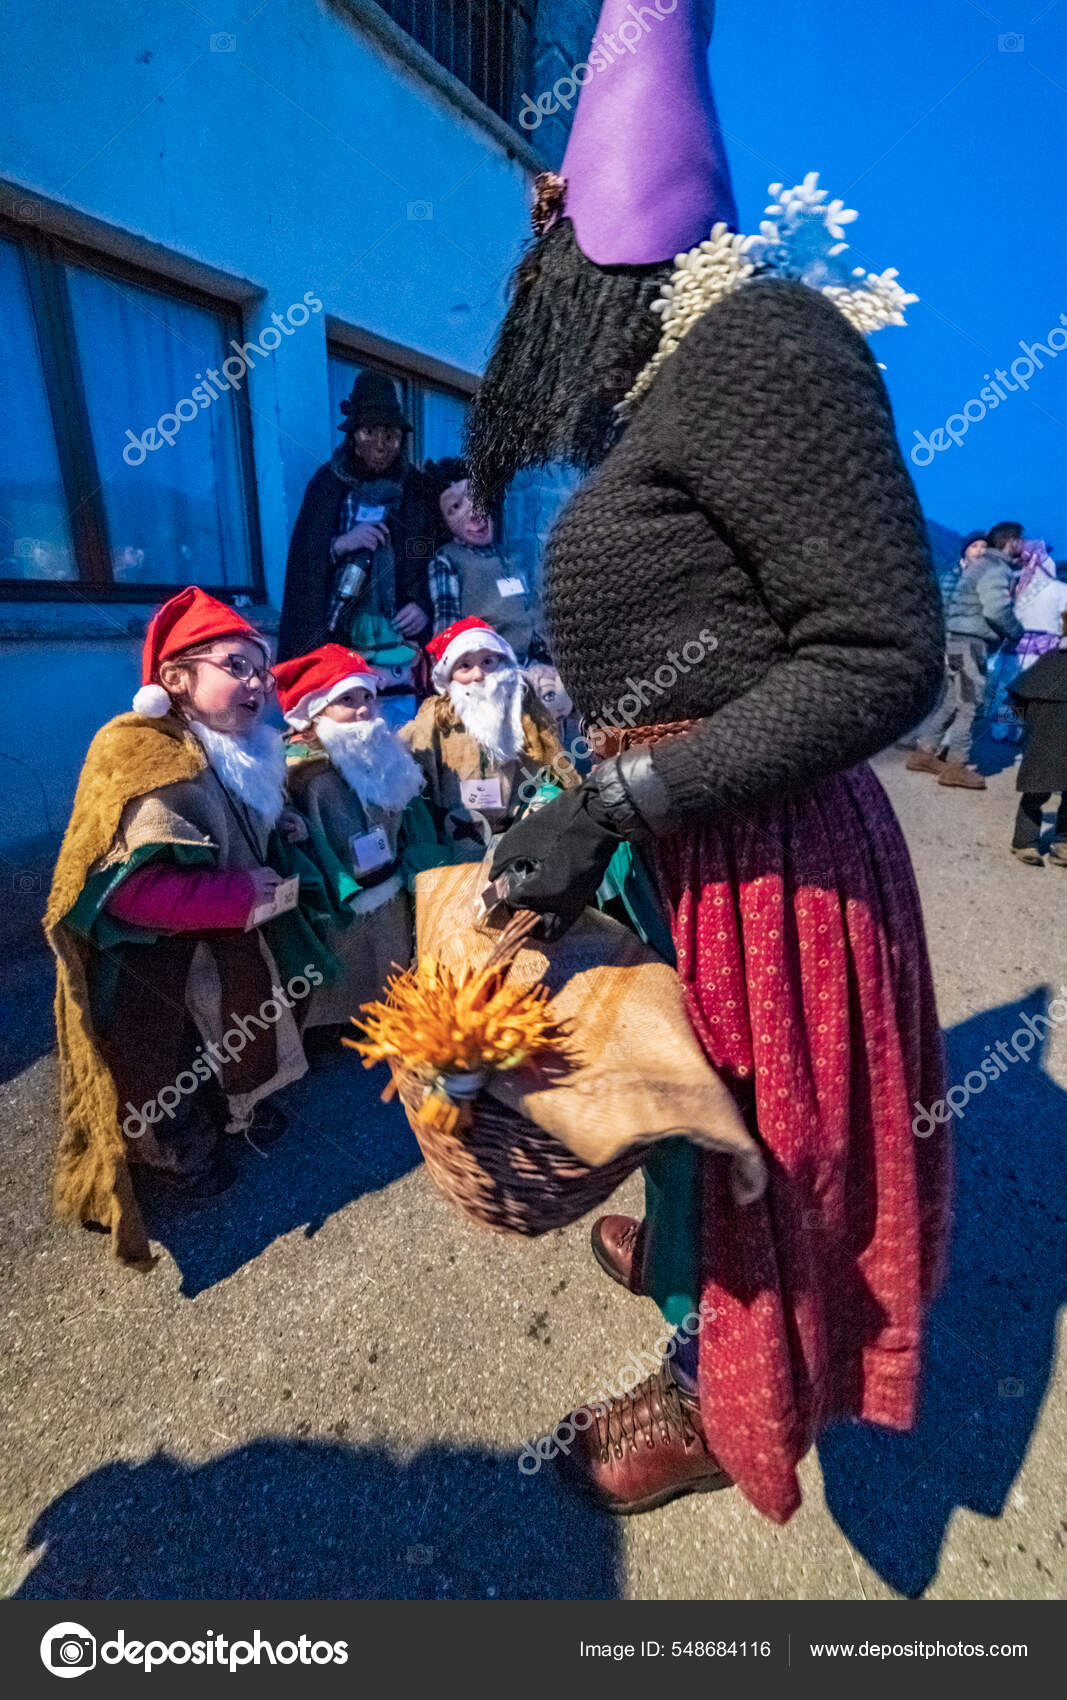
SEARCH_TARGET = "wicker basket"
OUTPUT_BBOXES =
[391,1062,646,1235]
[387,907,647,1235]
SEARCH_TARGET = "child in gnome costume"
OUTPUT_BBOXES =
[44,588,332,1265]
[274,643,441,1034]
[400,616,572,857]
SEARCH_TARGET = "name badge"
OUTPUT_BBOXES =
[355,503,387,524]
[461,776,503,811]
[350,826,393,875]
[497,575,526,598]
[245,874,300,931]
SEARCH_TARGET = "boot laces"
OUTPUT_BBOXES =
[591,1366,702,1462]
[618,1219,641,1256]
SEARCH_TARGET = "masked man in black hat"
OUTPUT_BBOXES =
[278,373,444,707]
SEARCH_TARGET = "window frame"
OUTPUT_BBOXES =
[325,333,475,467]
[0,215,265,605]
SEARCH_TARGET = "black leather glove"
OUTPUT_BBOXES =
[490,748,678,938]
[490,785,620,938]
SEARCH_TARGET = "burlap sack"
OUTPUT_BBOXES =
[413,860,766,1205]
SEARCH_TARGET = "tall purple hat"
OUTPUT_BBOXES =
[559,0,737,265]
[467,0,739,504]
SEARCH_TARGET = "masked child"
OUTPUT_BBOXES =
[426,458,543,663]
[45,588,326,1264]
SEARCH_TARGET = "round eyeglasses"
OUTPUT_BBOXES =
[187,651,276,692]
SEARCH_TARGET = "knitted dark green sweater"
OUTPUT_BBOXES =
[544,277,944,822]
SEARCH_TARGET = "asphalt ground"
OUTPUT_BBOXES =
[1,750,1064,1600]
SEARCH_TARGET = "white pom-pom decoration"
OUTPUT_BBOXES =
[132,683,173,717]
[621,173,917,414]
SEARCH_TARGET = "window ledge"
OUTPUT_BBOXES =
[332,0,545,175]
[0,600,279,643]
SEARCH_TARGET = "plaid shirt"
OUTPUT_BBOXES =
[427,547,462,634]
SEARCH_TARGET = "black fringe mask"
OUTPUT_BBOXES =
[466,220,670,510]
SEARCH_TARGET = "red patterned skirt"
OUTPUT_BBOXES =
[648,761,952,1523]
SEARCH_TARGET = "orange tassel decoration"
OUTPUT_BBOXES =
[345,954,578,1118]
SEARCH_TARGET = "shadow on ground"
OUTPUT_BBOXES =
[142,1051,423,1299]
[820,992,1067,1596]
[13,1438,619,1600]
[0,835,57,1083]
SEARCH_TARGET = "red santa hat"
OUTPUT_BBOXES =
[273,644,381,730]
[133,587,269,717]
[425,616,517,693]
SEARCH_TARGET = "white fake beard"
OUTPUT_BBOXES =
[189,717,287,829]
[315,714,424,813]
[447,666,525,764]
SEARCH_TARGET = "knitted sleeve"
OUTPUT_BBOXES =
[642,278,945,820]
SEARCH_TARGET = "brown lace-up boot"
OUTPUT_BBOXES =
[590,1215,646,1293]
[553,1364,732,1515]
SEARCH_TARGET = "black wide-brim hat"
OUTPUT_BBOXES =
[340,369,412,434]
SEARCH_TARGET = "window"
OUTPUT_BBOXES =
[0,221,262,600]
[0,237,76,583]
[327,345,470,468]
[375,0,533,126]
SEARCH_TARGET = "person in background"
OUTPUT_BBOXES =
[898,530,986,751]
[112,544,147,583]
[523,660,585,774]
[425,457,544,663]
[907,519,1025,788]
[278,371,442,683]
[400,616,572,857]
[986,538,1067,742]
[1012,539,1067,663]
[1007,614,1067,867]
[946,529,987,593]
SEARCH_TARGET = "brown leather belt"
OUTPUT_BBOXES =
[586,717,698,760]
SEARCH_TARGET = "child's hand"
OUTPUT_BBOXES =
[395,600,429,637]
[278,807,308,843]
[247,867,284,908]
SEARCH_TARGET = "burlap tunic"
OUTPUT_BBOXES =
[284,750,424,1028]
[46,713,326,1263]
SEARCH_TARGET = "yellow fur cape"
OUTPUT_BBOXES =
[44,713,205,1267]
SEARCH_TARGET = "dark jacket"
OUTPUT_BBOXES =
[278,452,443,661]
[945,547,1024,647]
[545,278,945,821]
[1010,648,1067,794]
